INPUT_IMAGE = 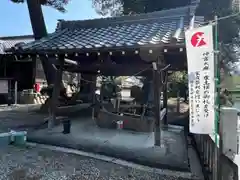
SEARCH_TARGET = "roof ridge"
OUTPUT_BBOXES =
[0,35,34,40]
[58,5,197,30]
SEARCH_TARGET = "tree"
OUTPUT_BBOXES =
[196,0,240,70]
[168,71,188,100]
[92,0,190,16]
[10,0,70,85]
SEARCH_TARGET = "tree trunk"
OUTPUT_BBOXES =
[26,0,55,85]
[26,0,47,40]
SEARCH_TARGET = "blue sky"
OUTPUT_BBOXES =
[0,0,102,37]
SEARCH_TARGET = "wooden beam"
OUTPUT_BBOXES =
[64,58,78,65]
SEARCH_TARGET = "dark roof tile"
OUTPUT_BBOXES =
[10,5,204,54]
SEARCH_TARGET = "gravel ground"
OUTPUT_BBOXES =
[0,145,192,180]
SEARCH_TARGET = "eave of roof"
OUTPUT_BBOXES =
[0,35,34,40]
[0,35,34,54]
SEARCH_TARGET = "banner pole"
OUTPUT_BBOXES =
[214,15,222,180]
[214,17,219,145]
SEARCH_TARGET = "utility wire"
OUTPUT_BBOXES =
[201,12,240,26]
[217,12,240,21]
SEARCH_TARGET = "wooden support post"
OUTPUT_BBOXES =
[177,91,180,113]
[91,74,97,120]
[163,71,168,126]
[99,81,104,103]
[113,97,120,114]
[31,55,37,87]
[48,55,64,129]
[77,73,81,91]
[153,60,162,146]
[14,81,18,105]
[7,79,12,106]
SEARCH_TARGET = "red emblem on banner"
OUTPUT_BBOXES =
[191,32,207,47]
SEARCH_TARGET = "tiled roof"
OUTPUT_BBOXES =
[0,35,34,54]
[9,5,203,54]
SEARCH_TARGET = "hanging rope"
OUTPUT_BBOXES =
[215,12,240,22]
[79,63,171,87]
[80,65,152,84]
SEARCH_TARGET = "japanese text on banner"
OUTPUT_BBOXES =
[185,25,215,134]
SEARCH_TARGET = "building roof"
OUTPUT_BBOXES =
[8,5,203,55]
[0,35,34,54]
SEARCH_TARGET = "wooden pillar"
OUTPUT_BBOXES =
[153,59,162,146]
[90,74,97,101]
[31,55,37,85]
[163,70,168,126]
[177,91,180,113]
[91,74,97,120]
[48,55,64,129]
[113,96,121,114]
[99,79,104,102]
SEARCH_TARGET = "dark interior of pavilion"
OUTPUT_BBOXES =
[0,55,34,104]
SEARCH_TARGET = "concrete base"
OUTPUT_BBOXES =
[27,119,189,172]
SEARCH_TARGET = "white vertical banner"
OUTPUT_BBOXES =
[185,25,215,134]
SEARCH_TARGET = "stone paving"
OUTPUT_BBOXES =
[0,105,47,132]
[27,119,189,171]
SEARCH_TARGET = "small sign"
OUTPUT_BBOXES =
[0,80,8,94]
